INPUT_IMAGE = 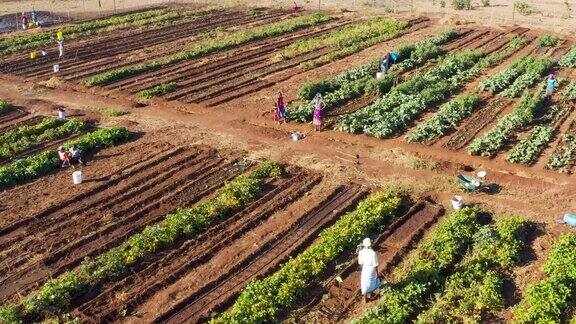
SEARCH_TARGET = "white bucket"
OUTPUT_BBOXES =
[376,72,383,79]
[72,171,82,185]
[291,133,302,141]
[53,64,60,73]
[58,109,66,119]
[451,196,463,210]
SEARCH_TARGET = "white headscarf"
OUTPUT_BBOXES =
[362,237,372,248]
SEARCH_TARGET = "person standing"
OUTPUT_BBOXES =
[546,73,557,98]
[57,39,65,58]
[358,237,380,302]
[21,12,29,30]
[275,92,287,124]
[312,93,325,131]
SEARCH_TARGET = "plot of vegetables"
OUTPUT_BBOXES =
[353,207,482,324]
[0,126,130,188]
[215,191,402,323]
[0,161,282,323]
[83,14,334,87]
[546,132,576,173]
[406,93,481,144]
[288,30,458,123]
[0,9,188,56]
[468,90,545,157]
[513,233,576,323]
[0,118,89,160]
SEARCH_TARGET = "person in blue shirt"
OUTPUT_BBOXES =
[380,51,400,74]
[546,74,557,98]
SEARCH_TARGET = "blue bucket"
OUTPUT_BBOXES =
[563,213,576,227]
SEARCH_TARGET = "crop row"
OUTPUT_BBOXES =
[558,43,576,67]
[500,57,552,97]
[288,30,458,122]
[272,18,407,62]
[138,82,179,99]
[0,9,189,56]
[479,56,535,93]
[415,217,527,323]
[215,191,402,323]
[0,126,130,188]
[336,50,483,138]
[546,130,576,173]
[83,14,333,87]
[562,80,576,99]
[406,93,481,143]
[513,233,576,323]
[468,90,545,157]
[0,118,89,160]
[353,206,482,323]
[337,35,528,138]
[0,161,282,323]
[506,125,554,164]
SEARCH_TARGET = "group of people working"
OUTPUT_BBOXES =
[273,92,326,131]
[58,145,84,168]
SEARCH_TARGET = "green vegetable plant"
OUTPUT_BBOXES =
[513,233,576,323]
[416,217,527,323]
[0,9,188,56]
[562,80,576,99]
[0,161,282,322]
[0,118,89,160]
[546,132,576,172]
[0,100,12,114]
[406,93,481,143]
[337,35,527,138]
[0,126,130,188]
[353,207,482,324]
[83,14,333,87]
[288,30,458,122]
[539,35,561,47]
[468,90,545,157]
[506,125,554,164]
[559,45,576,67]
[479,56,534,93]
[500,57,552,97]
[215,191,402,323]
[137,82,179,99]
[273,18,408,62]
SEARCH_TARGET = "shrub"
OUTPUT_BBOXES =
[515,1,534,15]
[452,0,472,10]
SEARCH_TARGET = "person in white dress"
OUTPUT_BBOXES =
[358,237,380,302]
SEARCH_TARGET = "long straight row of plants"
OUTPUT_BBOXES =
[513,233,576,323]
[272,18,408,62]
[479,55,535,93]
[0,9,190,56]
[337,36,529,139]
[468,90,545,157]
[546,128,576,173]
[288,30,459,122]
[406,93,481,143]
[0,161,283,323]
[505,104,569,165]
[0,118,89,160]
[83,13,333,87]
[415,217,527,323]
[500,57,552,97]
[213,191,402,323]
[0,126,131,188]
[353,206,483,324]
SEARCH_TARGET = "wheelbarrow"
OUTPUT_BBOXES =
[458,174,489,193]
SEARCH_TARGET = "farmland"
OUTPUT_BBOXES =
[0,3,574,324]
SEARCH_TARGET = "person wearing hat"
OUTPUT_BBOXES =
[358,237,380,302]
